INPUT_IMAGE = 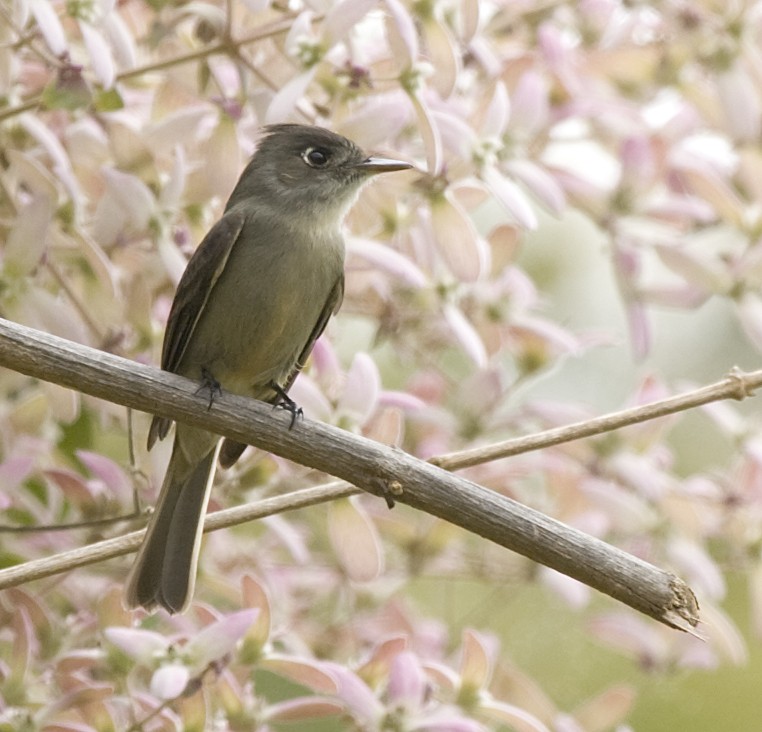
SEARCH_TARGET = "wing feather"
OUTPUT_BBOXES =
[148,210,247,449]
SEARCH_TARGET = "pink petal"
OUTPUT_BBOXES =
[620,134,656,187]
[289,374,333,422]
[325,0,378,44]
[383,0,419,67]
[265,68,317,123]
[102,10,137,69]
[667,538,725,601]
[654,244,729,294]
[357,636,409,683]
[328,497,384,582]
[387,651,426,708]
[185,609,259,669]
[339,92,412,147]
[510,70,550,134]
[261,655,338,694]
[481,166,538,229]
[103,627,169,663]
[479,700,551,732]
[150,663,190,699]
[79,22,115,88]
[378,390,426,411]
[347,236,428,288]
[145,108,209,155]
[504,159,566,215]
[4,194,53,277]
[443,305,487,367]
[44,468,96,503]
[424,19,459,98]
[573,685,636,732]
[672,157,743,226]
[100,168,156,236]
[693,602,747,666]
[322,663,384,721]
[408,91,444,174]
[262,514,311,564]
[480,81,510,138]
[0,455,36,497]
[417,718,487,732]
[459,0,480,41]
[458,629,493,690]
[284,10,315,56]
[716,63,762,142]
[431,109,478,159]
[240,575,272,649]
[267,697,345,721]
[76,450,132,501]
[29,0,67,55]
[587,612,668,666]
[337,352,381,424]
[20,114,79,202]
[6,148,59,199]
[430,192,489,282]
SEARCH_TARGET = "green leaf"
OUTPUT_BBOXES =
[94,86,124,111]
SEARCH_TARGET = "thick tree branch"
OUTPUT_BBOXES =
[0,318,704,630]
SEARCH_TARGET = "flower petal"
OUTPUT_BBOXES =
[482,165,538,229]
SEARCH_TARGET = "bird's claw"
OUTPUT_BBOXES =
[271,383,303,430]
[197,368,222,410]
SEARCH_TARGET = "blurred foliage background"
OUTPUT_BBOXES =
[2,0,762,729]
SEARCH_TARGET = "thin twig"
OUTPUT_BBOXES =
[0,14,308,123]
[432,366,759,470]
[0,511,143,533]
[0,481,354,588]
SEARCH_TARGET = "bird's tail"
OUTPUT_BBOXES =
[124,427,221,613]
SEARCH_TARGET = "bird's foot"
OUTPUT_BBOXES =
[271,383,303,429]
[197,368,222,410]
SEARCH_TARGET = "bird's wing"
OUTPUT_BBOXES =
[282,273,345,392]
[148,209,247,449]
[161,210,247,374]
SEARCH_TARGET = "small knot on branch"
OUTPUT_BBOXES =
[726,366,756,401]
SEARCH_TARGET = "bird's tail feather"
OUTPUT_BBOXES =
[124,430,221,613]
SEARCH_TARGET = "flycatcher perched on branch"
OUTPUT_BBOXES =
[124,124,411,613]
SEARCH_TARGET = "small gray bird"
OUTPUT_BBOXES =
[124,124,411,613]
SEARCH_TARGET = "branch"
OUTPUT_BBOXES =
[0,14,308,123]
[433,366,761,470]
[0,481,355,589]
[0,318,704,631]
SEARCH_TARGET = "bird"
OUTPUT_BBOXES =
[124,124,411,613]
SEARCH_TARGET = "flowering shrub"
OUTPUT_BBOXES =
[2,0,762,729]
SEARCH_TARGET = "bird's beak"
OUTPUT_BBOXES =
[355,156,413,174]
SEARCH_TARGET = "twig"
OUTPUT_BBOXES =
[0,317,713,631]
[0,481,355,588]
[0,511,142,533]
[432,366,760,470]
[0,14,312,123]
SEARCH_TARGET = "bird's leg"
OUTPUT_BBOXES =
[270,382,303,429]
[197,367,222,410]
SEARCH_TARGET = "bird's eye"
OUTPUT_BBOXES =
[303,147,330,167]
